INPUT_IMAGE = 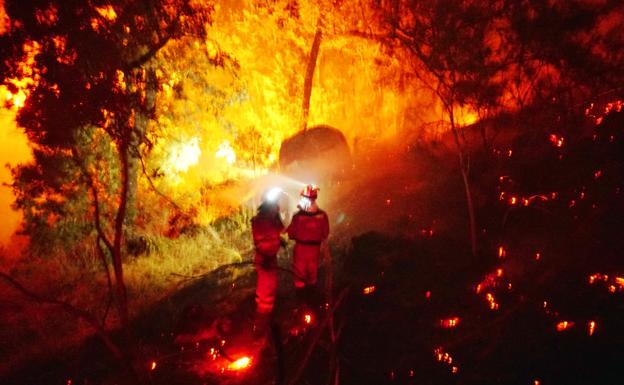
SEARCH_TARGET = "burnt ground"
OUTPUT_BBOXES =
[3,109,624,385]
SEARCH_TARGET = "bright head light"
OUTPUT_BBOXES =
[265,187,282,202]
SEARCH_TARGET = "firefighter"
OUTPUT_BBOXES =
[251,189,285,318]
[287,184,330,308]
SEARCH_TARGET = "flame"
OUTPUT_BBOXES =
[164,137,201,175]
[588,321,596,336]
[303,313,313,324]
[150,361,157,370]
[227,356,252,371]
[215,140,236,165]
[137,1,497,223]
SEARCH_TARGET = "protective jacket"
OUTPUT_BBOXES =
[251,212,284,314]
[287,209,329,288]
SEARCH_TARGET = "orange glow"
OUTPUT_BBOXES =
[227,356,252,371]
[363,285,376,295]
[303,313,313,325]
[150,361,157,370]
[588,321,596,336]
[498,246,506,258]
[535,252,541,260]
[509,196,517,205]
[556,321,574,332]
[0,107,32,248]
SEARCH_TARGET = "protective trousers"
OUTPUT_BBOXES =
[255,253,278,314]
[292,243,321,289]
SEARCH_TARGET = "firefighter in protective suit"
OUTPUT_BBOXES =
[251,190,285,317]
[287,184,329,307]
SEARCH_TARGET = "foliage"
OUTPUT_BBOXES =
[10,126,120,256]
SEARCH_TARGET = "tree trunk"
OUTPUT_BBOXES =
[459,156,478,257]
[127,69,158,223]
[113,142,131,328]
[302,26,322,132]
[449,109,478,257]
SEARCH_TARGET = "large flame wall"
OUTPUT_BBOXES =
[145,1,459,223]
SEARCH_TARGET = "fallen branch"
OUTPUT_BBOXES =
[0,271,124,361]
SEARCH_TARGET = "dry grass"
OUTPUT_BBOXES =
[0,208,256,376]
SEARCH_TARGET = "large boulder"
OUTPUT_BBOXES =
[279,125,351,182]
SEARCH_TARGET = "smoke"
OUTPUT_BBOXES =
[0,108,31,248]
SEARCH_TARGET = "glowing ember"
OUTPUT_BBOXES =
[549,134,564,147]
[476,268,504,294]
[588,273,609,284]
[150,361,157,370]
[227,356,252,371]
[363,285,376,295]
[485,292,499,310]
[303,313,313,324]
[440,317,460,328]
[498,246,506,258]
[434,347,458,373]
[588,321,596,336]
[556,321,574,332]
